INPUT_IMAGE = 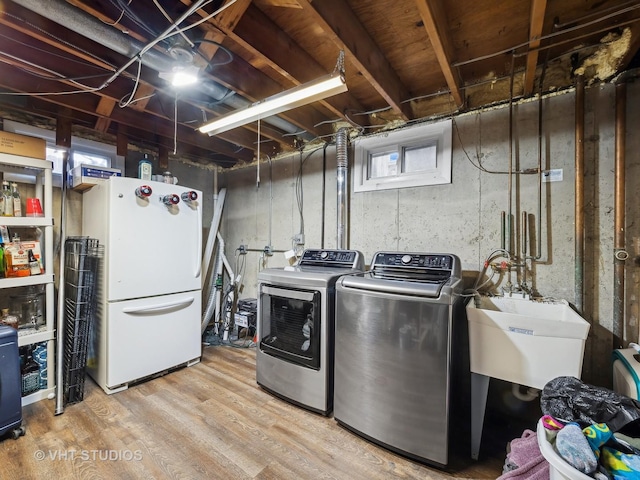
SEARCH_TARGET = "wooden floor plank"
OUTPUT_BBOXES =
[0,345,505,479]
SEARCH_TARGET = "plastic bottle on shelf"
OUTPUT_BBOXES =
[11,183,21,217]
[1,181,13,216]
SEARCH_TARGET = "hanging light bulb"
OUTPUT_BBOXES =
[159,64,199,87]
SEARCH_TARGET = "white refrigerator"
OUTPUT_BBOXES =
[82,176,202,394]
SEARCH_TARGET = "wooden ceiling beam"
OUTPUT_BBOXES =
[232,4,367,122]
[0,88,240,168]
[297,0,413,121]
[414,0,463,108]
[0,34,278,155]
[183,0,250,72]
[94,97,116,133]
[178,0,295,150]
[0,65,254,162]
[116,125,128,158]
[0,3,115,73]
[619,24,640,71]
[182,0,337,137]
[524,0,548,96]
[55,109,72,148]
[7,0,288,157]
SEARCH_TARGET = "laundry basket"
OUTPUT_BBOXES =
[536,418,592,480]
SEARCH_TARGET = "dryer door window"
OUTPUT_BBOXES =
[259,285,321,370]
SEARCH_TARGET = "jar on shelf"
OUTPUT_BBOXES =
[0,308,18,329]
[11,285,44,329]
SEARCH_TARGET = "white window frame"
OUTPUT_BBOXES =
[2,120,124,187]
[353,119,452,192]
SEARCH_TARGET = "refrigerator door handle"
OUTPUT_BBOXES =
[195,203,202,279]
[122,297,195,315]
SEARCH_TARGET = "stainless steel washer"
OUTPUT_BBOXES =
[334,252,465,467]
[256,249,364,415]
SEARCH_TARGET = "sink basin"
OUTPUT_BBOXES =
[466,296,590,390]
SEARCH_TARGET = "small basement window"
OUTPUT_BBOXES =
[353,119,452,192]
[3,120,123,187]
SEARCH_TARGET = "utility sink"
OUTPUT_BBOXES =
[466,295,590,390]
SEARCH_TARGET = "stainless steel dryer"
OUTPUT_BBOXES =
[256,249,364,415]
[334,252,465,467]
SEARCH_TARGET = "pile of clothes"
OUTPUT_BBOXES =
[498,376,640,479]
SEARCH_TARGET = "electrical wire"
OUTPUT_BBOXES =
[158,0,237,44]
[118,57,143,107]
[451,2,640,68]
[0,32,115,72]
[0,50,107,94]
[174,92,178,155]
[106,0,158,39]
[100,1,128,27]
[192,39,234,68]
[296,149,305,238]
[152,0,195,49]
[294,145,325,238]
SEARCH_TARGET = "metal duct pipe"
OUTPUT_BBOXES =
[336,128,348,249]
[613,81,627,349]
[575,75,585,314]
[12,0,308,136]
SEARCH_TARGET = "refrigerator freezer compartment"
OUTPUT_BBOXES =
[87,291,202,394]
[83,176,203,302]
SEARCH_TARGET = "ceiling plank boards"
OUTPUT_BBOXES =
[297,0,413,121]
[0,0,638,167]
[233,4,366,122]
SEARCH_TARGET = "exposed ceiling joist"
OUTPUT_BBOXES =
[414,0,463,107]
[298,0,414,121]
[524,0,548,95]
[0,0,637,168]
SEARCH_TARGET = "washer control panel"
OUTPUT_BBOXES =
[374,253,454,270]
[299,249,364,269]
[371,252,461,283]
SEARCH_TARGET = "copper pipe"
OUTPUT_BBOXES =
[522,210,528,289]
[507,55,515,257]
[575,75,585,314]
[613,81,626,349]
[522,211,528,257]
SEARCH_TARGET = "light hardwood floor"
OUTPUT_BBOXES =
[0,345,507,479]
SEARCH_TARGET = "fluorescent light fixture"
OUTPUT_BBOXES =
[198,72,347,135]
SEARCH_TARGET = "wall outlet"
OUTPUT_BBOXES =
[293,233,305,245]
[542,169,563,182]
